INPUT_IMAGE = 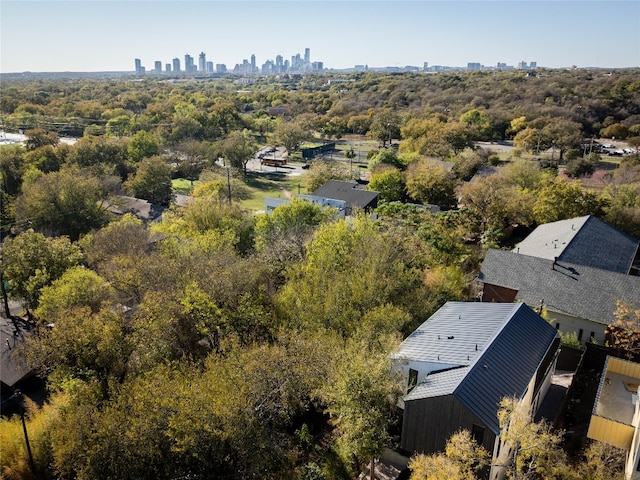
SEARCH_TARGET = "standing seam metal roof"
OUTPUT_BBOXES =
[399,302,559,434]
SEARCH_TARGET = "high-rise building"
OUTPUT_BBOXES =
[206,61,214,73]
[166,64,172,73]
[185,54,195,73]
[173,57,181,73]
[134,58,143,75]
[251,54,256,73]
[154,61,162,73]
[530,61,537,69]
[216,64,227,74]
[423,62,429,71]
[199,52,206,72]
[304,48,310,64]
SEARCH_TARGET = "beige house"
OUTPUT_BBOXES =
[588,356,640,479]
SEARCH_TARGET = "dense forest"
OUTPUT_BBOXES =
[1,68,639,480]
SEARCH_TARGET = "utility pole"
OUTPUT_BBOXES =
[13,389,36,475]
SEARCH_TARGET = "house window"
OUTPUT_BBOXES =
[408,368,418,393]
[590,332,595,342]
[578,329,583,341]
[555,323,560,330]
[471,424,485,444]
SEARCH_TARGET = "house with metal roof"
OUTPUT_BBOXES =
[393,302,560,480]
[513,215,639,275]
[311,180,379,215]
[479,248,640,345]
[587,356,640,480]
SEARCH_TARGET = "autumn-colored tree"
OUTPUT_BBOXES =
[496,397,566,479]
[405,159,457,208]
[24,128,59,151]
[605,301,640,359]
[409,430,490,480]
[533,178,608,224]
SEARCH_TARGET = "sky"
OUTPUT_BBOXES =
[1,0,639,73]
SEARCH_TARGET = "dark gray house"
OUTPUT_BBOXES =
[312,180,379,215]
[513,215,639,275]
[393,302,560,479]
[479,249,640,345]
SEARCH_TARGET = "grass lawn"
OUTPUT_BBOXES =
[239,172,308,212]
[172,178,200,195]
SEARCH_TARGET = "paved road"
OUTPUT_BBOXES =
[0,131,78,146]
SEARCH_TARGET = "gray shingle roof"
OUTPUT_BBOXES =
[399,302,558,434]
[1,316,33,388]
[514,215,639,274]
[312,180,379,213]
[480,249,640,325]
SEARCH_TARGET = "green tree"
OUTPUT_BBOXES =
[0,145,25,196]
[368,166,405,202]
[1,230,83,309]
[319,333,403,479]
[24,144,65,173]
[254,197,331,273]
[24,128,59,151]
[302,160,352,193]
[459,108,491,141]
[452,149,485,181]
[273,121,308,154]
[601,123,629,139]
[127,130,161,163]
[368,110,401,147]
[105,114,133,137]
[35,266,115,321]
[123,156,173,206]
[217,130,257,174]
[277,216,424,336]
[368,148,404,170]
[539,117,583,161]
[15,166,110,240]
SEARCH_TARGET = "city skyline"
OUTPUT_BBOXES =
[1,1,639,74]
[134,47,324,75]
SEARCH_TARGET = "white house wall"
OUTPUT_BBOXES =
[545,309,607,345]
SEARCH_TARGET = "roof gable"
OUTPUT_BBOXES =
[312,180,379,211]
[514,216,639,274]
[453,304,558,433]
[480,249,640,325]
[400,302,559,433]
